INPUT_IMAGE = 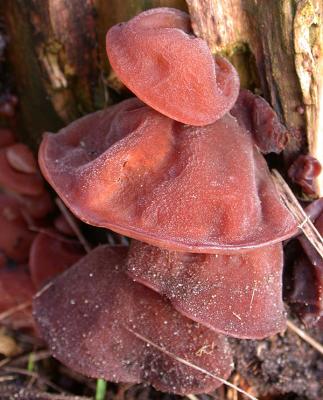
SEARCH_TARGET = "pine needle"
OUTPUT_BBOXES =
[271,169,323,258]
[125,326,258,400]
[0,301,31,322]
[286,320,323,355]
[55,198,91,253]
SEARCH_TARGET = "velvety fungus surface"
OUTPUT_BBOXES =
[106,8,239,126]
[127,240,286,339]
[29,232,85,288]
[33,245,233,394]
[39,98,296,253]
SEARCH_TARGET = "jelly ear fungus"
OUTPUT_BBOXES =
[33,245,233,395]
[33,6,303,395]
[106,8,239,126]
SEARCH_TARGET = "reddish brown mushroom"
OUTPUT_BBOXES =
[33,245,233,394]
[16,191,54,219]
[231,89,288,154]
[106,8,239,126]
[0,263,35,329]
[127,241,285,339]
[0,194,35,262]
[6,142,38,174]
[39,98,296,253]
[29,232,85,288]
[0,147,44,196]
[288,155,322,195]
[0,128,16,148]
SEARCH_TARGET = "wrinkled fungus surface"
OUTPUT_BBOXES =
[29,232,85,288]
[106,8,239,126]
[39,98,296,253]
[33,245,233,394]
[127,241,286,339]
[231,90,288,154]
[0,264,35,329]
[6,143,38,174]
[0,148,44,196]
[0,194,35,262]
[288,155,322,195]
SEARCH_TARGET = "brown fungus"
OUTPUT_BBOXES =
[288,154,322,195]
[106,8,239,126]
[127,241,286,339]
[0,194,35,262]
[33,245,233,395]
[39,98,296,253]
[0,263,35,329]
[0,147,44,196]
[29,232,85,288]
[6,142,38,174]
[231,89,289,154]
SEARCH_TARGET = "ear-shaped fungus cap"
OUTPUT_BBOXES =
[33,245,233,394]
[127,241,286,339]
[0,194,35,262]
[0,147,44,196]
[106,8,239,126]
[39,98,296,253]
[0,264,35,329]
[0,128,16,148]
[29,232,85,288]
[288,155,322,195]
[230,90,288,154]
[6,143,38,174]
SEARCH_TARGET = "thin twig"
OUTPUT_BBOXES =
[3,366,66,393]
[125,326,258,400]
[271,169,323,258]
[286,320,323,355]
[186,395,200,400]
[0,301,31,322]
[55,198,91,253]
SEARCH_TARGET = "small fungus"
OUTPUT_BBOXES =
[0,264,35,329]
[29,232,85,288]
[106,8,239,126]
[0,128,16,148]
[0,194,35,262]
[231,89,288,154]
[33,245,233,395]
[288,155,322,195]
[0,147,44,196]
[6,142,38,174]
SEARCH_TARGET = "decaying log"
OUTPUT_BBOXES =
[186,0,323,196]
[1,0,186,147]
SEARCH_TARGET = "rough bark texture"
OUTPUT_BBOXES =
[187,0,323,196]
[1,0,187,148]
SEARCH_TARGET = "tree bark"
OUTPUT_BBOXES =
[187,0,323,195]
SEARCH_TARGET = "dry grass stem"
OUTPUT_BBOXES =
[286,320,323,355]
[271,169,323,258]
[55,198,91,253]
[125,326,259,400]
[0,301,31,322]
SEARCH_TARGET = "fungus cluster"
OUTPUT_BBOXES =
[0,129,85,329]
[32,7,305,395]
